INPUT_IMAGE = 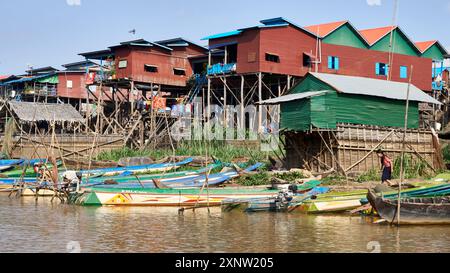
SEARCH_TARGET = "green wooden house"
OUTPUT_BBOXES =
[262,73,441,132]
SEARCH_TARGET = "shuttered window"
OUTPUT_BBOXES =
[376,63,389,76]
[328,56,340,70]
[400,66,408,79]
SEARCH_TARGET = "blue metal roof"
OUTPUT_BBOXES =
[201,17,318,41]
[238,23,289,31]
[0,73,56,86]
[433,66,450,77]
[201,30,243,41]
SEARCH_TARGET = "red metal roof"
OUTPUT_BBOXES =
[359,26,396,45]
[415,40,438,53]
[0,75,11,81]
[304,21,348,37]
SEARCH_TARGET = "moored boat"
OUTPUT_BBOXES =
[82,163,222,186]
[0,159,25,172]
[69,187,279,207]
[290,190,368,213]
[79,158,194,177]
[221,181,326,213]
[367,189,450,225]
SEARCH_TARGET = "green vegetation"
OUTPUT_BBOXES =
[97,141,277,165]
[274,171,306,181]
[321,175,347,185]
[234,171,307,187]
[434,172,450,181]
[356,169,379,183]
[392,154,431,179]
[235,172,271,186]
[442,145,450,164]
[355,154,433,182]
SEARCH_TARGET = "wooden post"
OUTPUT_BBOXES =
[397,65,413,226]
[240,75,245,139]
[223,47,228,131]
[258,72,263,134]
[223,77,227,129]
[207,51,212,123]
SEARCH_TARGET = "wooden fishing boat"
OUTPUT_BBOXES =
[79,158,194,177]
[359,183,450,204]
[367,189,450,225]
[0,159,24,172]
[221,181,326,213]
[290,190,368,214]
[82,163,222,186]
[153,163,264,189]
[19,159,48,166]
[69,187,279,207]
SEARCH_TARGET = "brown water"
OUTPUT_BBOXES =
[1,195,450,253]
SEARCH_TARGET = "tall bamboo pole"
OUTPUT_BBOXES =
[397,65,413,225]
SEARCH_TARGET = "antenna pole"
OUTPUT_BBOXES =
[397,65,413,226]
[388,0,399,81]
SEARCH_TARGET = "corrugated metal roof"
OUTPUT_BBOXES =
[309,73,441,105]
[201,30,243,41]
[259,91,330,105]
[304,21,348,37]
[202,17,318,41]
[416,40,437,53]
[9,101,84,123]
[154,37,208,50]
[359,26,396,45]
[78,49,114,60]
[0,73,56,86]
[415,40,448,55]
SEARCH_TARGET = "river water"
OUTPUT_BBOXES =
[1,195,449,253]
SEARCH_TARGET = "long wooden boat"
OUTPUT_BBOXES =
[367,189,450,225]
[0,159,25,172]
[79,158,193,177]
[360,183,450,204]
[69,187,279,207]
[154,163,264,189]
[82,163,222,185]
[222,184,328,213]
[290,190,368,214]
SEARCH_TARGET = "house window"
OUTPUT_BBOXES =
[173,68,186,76]
[303,53,312,67]
[118,60,128,69]
[400,66,408,79]
[265,53,280,63]
[328,56,340,70]
[67,80,73,89]
[376,63,389,76]
[144,65,158,73]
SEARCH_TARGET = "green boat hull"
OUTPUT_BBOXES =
[70,187,279,207]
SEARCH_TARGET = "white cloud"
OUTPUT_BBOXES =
[66,0,81,6]
[367,0,382,6]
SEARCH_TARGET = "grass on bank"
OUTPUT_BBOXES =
[355,154,434,182]
[96,141,273,164]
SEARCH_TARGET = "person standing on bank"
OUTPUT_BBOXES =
[376,149,393,186]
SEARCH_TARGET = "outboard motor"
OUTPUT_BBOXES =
[288,184,299,194]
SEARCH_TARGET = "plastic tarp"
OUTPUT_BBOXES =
[36,75,59,84]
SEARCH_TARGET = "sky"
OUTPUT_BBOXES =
[0,0,449,75]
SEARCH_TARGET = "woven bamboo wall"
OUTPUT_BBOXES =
[0,134,124,160]
[284,124,438,175]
